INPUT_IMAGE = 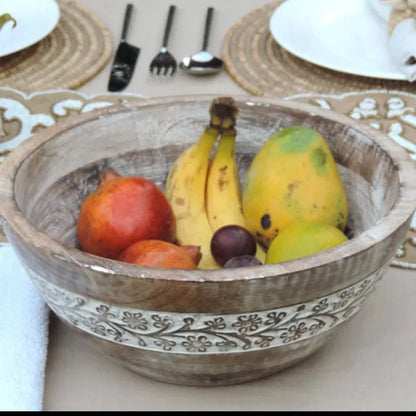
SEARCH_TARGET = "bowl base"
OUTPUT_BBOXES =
[74,324,334,386]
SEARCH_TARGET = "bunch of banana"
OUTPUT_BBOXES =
[165,97,264,269]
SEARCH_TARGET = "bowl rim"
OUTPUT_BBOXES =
[0,94,415,282]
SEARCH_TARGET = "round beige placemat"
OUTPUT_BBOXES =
[221,1,416,97]
[0,0,113,93]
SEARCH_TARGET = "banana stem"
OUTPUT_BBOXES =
[209,97,239,131]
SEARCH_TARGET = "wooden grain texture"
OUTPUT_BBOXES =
[0,96,415,385]
[76,325,334,386]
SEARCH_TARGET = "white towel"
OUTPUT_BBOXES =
[0,244,49,411]
[369,0,416,81]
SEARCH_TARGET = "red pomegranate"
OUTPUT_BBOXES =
[118,240,201,269]
[77,168,176,259]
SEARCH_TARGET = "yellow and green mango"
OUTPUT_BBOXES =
[242,126,348,247]
[265,221,348,264]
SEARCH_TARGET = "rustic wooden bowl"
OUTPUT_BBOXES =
[0,95,415,386]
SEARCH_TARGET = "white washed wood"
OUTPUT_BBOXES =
[0,96,415,385]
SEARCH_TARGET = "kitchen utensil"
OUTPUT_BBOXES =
[108,3,140,92]
[1,95,415,386]
[149,5,177,76]
[179,7,223,75]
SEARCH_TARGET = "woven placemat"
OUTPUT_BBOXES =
[0,0,113,93]
[221,0,416,97]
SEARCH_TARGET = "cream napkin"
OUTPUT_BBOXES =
[369,0,416,81]
[388,17,416,80]
[0,244,49,411]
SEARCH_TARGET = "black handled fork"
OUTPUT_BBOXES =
[149,5,177,76]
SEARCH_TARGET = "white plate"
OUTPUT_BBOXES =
[0,0,60,57]
[269,0,406,81]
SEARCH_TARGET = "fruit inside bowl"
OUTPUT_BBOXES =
[72,97,351,271]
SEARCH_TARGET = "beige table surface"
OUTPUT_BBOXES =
[42,0,416,411]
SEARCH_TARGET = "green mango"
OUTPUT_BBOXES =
[265,221,348,264]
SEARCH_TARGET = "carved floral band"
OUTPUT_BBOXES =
[27,266,385,354]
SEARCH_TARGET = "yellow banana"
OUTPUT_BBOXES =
[206,128,266,264]
[206,128,243,230]
[165,126,220,269]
